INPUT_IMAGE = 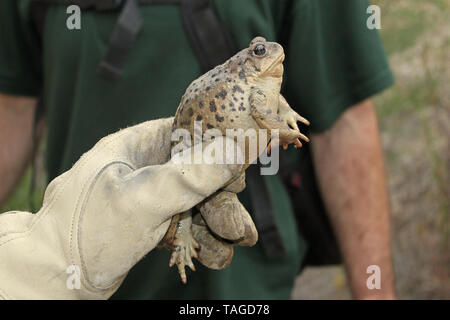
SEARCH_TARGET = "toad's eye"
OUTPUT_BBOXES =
[253,44,266,56]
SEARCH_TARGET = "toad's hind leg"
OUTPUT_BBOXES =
[197,173,258,247]
[167,210,200,284]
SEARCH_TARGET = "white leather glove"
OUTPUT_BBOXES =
[0,117,243,300]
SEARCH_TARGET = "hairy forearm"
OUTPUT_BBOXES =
[311,99,395,299]
[0,94,38,205]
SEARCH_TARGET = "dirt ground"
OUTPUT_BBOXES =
[292,0,449,299]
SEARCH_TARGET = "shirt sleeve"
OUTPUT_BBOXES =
[281,0,394,133]
[0,0,41,96]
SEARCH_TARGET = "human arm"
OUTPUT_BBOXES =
[311,99,396,299]
[0,94,40,205]
[0,0,44,205]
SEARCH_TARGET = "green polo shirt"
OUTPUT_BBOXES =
[0,0,393,299]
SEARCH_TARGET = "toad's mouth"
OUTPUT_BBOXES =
[264,54,285,77]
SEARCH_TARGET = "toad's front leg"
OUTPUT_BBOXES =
[167,210,200,284]
[250,90,309,149]
[278,94,310,148]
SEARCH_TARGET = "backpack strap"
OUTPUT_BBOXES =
[279,147,342,266]
[98,0,181,79]
[32,0,125,10]
[97,0,143,79]
[246,165,287,258]
[179,0,236,73]
[30,0,234,78]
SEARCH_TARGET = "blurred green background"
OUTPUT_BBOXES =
[2,0,448,299]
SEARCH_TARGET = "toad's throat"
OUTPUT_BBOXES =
[263,54,285,77]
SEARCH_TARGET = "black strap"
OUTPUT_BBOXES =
[32,0,234,78]
[32,0,174,80]
[179,0,236,73]
[97,0,143,80]
[246,165,287,258]
[32,0,181,10]
[30,2,50,40]
[279,148,342,266]
[98,0,181,80]
[32,0,124,10]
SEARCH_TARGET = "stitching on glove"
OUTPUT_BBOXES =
[0,129,129,259]
[77,160,135,291]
